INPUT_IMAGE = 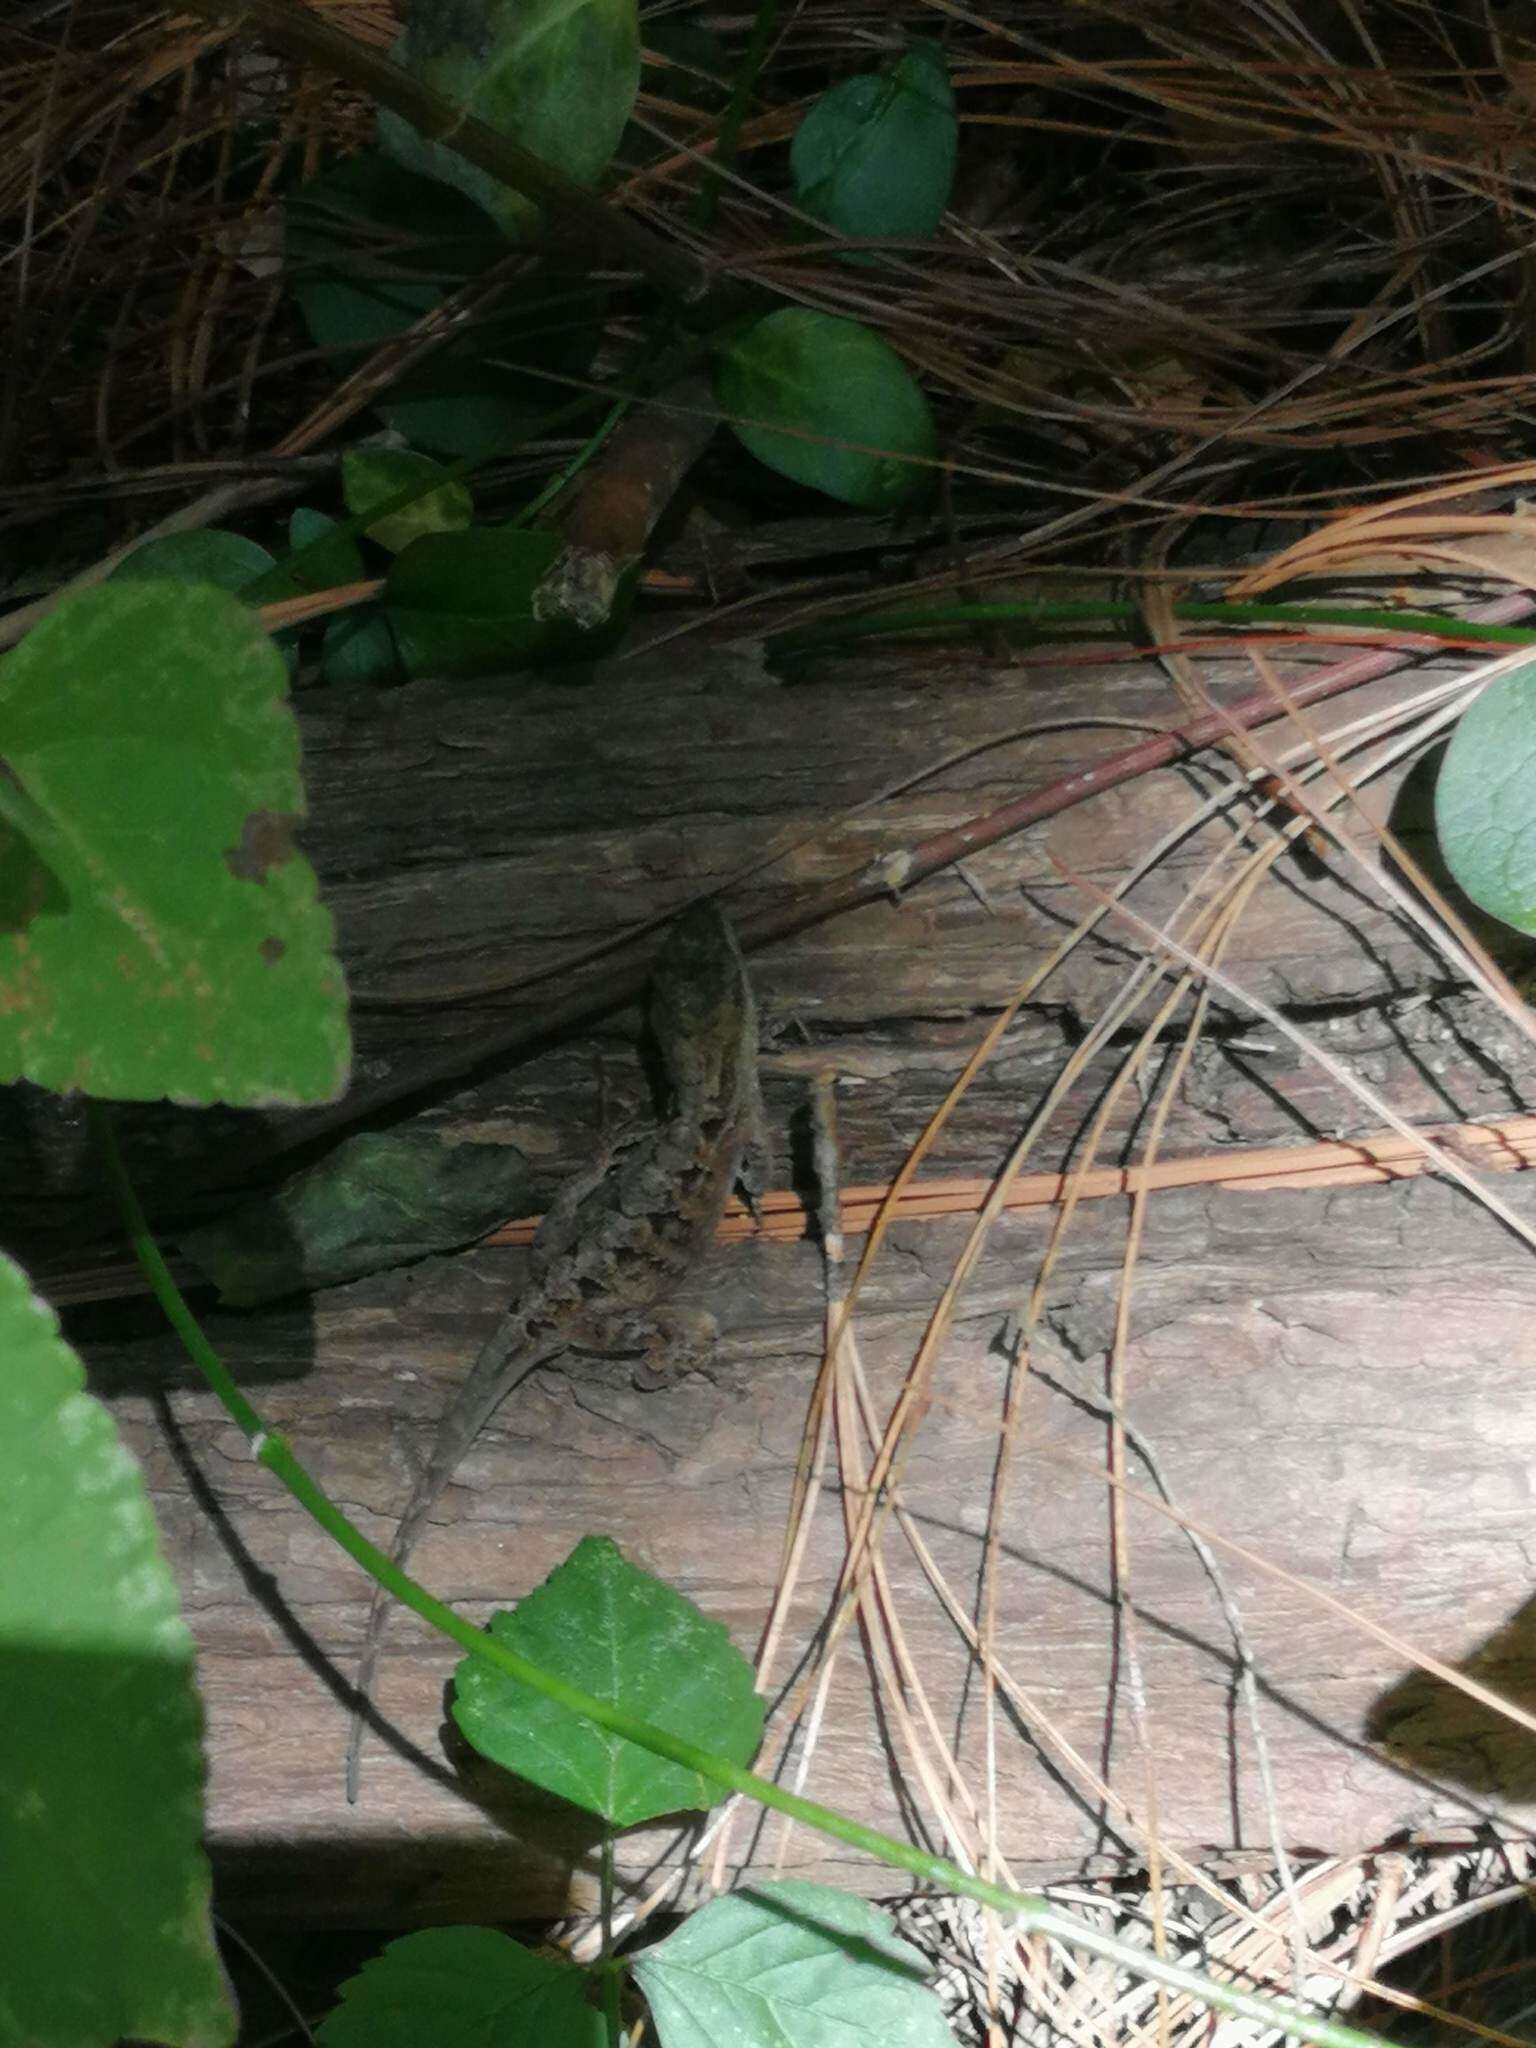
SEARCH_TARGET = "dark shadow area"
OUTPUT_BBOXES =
[0,812,68,931]
[67,1287,320,1398]
[1366,1595,1536,1798]
[46,1133,325,1398]
[208,1871,935,2043]
[1349,1832,1536,2048]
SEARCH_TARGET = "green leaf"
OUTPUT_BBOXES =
[286,151,506,360]
[632,1881,955,2048]
[0,1253,235,2048]
[371,297,609,459]
[341,447,474,554]
[321,603,405,688]
[1436,660,1536,934]
[287,154,508,455]
[287,150,606,458]
[284,510,400,686]
[791,44,956,248]
[287,507,368,591]
[452,1535,764,1824]
[317,1927,604,2048]
[375,385,526,461]
[716,309,936,510]
[179,1128,539,1308]
[0,581,349,1105]
[110,528,282,596]
[379,0,641,238]
[383,526,634,676]
[288,154,468,343]
[109,529,302,675]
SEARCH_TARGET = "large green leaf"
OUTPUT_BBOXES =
[0,1253,234,2048]
[1435,661,1536,935]
[716,309,936,510]
[341,446,474,555]
[378,0,640,238]
[384,525,560,677]
[791,44,956,248]
[179,1128,539,1308]
[452,1535,764,1825]
[0,582,349,1105]
[633,1882,955,2048]
[318,1927,604,2048]
[286,151,508,330]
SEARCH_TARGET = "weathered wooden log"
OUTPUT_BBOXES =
[31,635,1536,1923]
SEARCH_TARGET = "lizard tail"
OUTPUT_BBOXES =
[343,1485,442,1804]
[342,1341,558,1802]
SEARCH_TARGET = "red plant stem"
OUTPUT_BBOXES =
[732,591,1536,948]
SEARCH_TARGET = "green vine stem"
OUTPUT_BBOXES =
[598,1833,623,2048]
[89,1102,1397,2048]
[767,595,1536,656]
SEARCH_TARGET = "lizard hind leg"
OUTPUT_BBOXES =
[344,1319,568,1801]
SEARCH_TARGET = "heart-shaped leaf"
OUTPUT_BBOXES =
[453,1535,764,1825]
[633,1881,955,2048]
[318,1927,604,2048]
[791,43,957,249]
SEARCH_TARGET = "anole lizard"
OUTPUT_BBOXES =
[344,902,766,1801]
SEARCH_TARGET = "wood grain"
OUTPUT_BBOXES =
[38,634,1536,1924]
